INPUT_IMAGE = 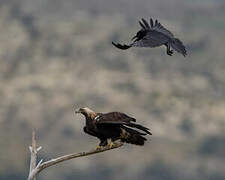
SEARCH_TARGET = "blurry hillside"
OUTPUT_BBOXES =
[0,0,225,180]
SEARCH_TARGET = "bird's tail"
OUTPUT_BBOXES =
[170,38,187,56]
[125,133,147,146]
[121,127,148,146]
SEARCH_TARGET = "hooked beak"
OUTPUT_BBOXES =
[74,108,80,114]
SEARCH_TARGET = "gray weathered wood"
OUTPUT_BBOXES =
[27,130,123,180]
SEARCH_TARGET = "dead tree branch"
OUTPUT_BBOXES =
[28,131,42,180]
[27,130,123,180]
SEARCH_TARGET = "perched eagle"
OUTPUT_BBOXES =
[112,18,187,56]
[75,107,151,149]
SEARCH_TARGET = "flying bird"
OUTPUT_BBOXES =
[75,107,151,149]
[112,18,187,56]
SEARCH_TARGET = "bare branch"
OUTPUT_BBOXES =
[28,130,38,180]
[37,146,42,152]
[27,130,123,180]
[38,142,123,171]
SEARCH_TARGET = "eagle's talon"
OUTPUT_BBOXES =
[95,146,103,150]
[108,141,117,148]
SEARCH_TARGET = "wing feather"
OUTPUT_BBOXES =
[124,123,152,135]
[122,126,147,136]
[150,18,174,38]
[137,18,174,38]
[133,32,168,47]
[95,112,152,135]
[141,18,150,29]
[150,18,154,28]
[139,21,146,30]
[96,112,136,124]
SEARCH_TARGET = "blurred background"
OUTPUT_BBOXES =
[0,0,225,179]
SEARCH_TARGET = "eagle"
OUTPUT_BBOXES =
[75,107,152,149]
[112,18,187,56]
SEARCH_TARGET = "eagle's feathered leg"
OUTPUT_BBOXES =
[165,43,173,56]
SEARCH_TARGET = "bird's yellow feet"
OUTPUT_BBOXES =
[108,140,116,148]
[95,146,103,150]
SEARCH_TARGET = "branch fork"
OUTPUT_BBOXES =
[27,130,123,180]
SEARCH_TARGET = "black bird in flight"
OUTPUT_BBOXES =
[75,107,152,149]
[112,18,187,56]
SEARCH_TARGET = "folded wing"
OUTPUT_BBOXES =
[96,112,152,135]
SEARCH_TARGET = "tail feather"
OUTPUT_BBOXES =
[127,134,146,145]
[121,127,149,146]
[125,134,147,146]
[125,123,152,135]
[170,38,187,56]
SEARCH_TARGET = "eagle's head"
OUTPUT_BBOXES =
[75,107,97,119]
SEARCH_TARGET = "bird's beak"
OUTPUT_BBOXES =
[74,108,80,114]
[131,35,137,41]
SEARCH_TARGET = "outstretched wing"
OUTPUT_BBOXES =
[133,31,169,47]
[95,112,152,135]
[139,18,174,38]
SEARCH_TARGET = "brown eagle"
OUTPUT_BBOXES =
[75,107,152,149]
[112,18,187,56]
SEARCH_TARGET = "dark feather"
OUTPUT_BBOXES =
[96,112,136,123]
[112,17,186,56]
[150,18,154,28]
[170,38,187,56]
[122,126,147,136]
[78,107,151,147]
[150,19,174,38]
[112,42,131,50]
[95,121,151,135]
[95,112,152,135]
[124,123,152,135]
[139,21,146,29]
[142,18,150,29]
